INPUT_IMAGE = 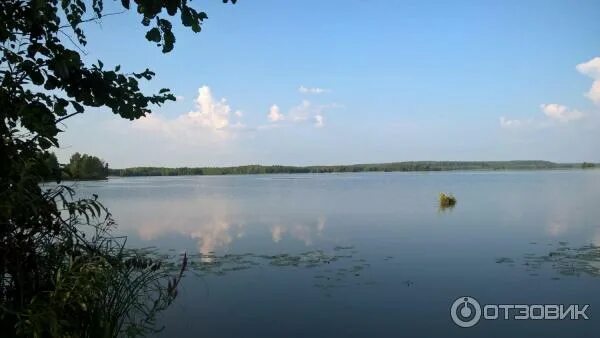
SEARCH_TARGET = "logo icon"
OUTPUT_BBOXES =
[451,296,481,327]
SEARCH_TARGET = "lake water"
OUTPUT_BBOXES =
[73,170,600,337]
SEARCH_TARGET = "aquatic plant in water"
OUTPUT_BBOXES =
[438,193,457,209]
[497,242,600,279]
[522,243,600,278]
[158,246,376,297]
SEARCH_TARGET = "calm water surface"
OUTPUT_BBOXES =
[74,170,600,337]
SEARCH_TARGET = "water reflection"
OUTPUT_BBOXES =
[593,230,600,246]
[270,216,326,245]
[270,225,284,243]
[547,220,567,237]
[191,219,245,256]
[130,196,328,254]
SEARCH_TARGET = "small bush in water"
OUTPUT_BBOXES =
[439,193,457,208]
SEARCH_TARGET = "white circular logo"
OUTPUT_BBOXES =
[451,296,481,327]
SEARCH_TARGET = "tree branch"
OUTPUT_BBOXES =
[56,111,83,124]
[59,10,128,29]
[58,30,88,55]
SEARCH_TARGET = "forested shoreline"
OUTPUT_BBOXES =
[107,161,597,177]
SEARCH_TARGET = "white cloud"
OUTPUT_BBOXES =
[291,100,340,124]
[299,85,329,94]
[190,86,238,129]
[175,95,185,101]
[540,103,584,122]
[135,85,339,144]
[576,57,600,105]
[267,104,284,122]
[134,86,243,141]
[576,57,600,79]
[263,86,339,128]
[585,81,600,105]
[499,104,583,130]
[266,100,338,128]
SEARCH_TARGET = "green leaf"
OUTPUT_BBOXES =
[165,1,178,16]
[145,28,161,43]
[30,70,45,85]
[162,31,175,53]
[181,8,193,27]
[54,98,69,116]
[191,22,201,33]
[20,102,59,138]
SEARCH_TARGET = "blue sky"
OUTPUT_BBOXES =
[56,0,600,167]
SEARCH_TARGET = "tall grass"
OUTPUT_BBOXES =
[3,185,186,337]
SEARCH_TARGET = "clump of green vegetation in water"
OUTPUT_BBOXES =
[581,162,595,169]
[439,193,457,209]
[499,242,600,279]
[521,243,600,278]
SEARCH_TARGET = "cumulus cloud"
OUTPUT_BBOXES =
[585,80,600,105]
[576,57,600,105]
[576,57,600,79]
[540,103,584,123]
[267,104,284,122]
[299,85,329,94]
[135,86,243,141]
[136,85,339,142]
[190,86,238,129]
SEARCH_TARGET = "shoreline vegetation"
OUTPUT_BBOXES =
[106,161,598,178]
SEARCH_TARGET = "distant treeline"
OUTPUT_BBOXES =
[108,161,597,177]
